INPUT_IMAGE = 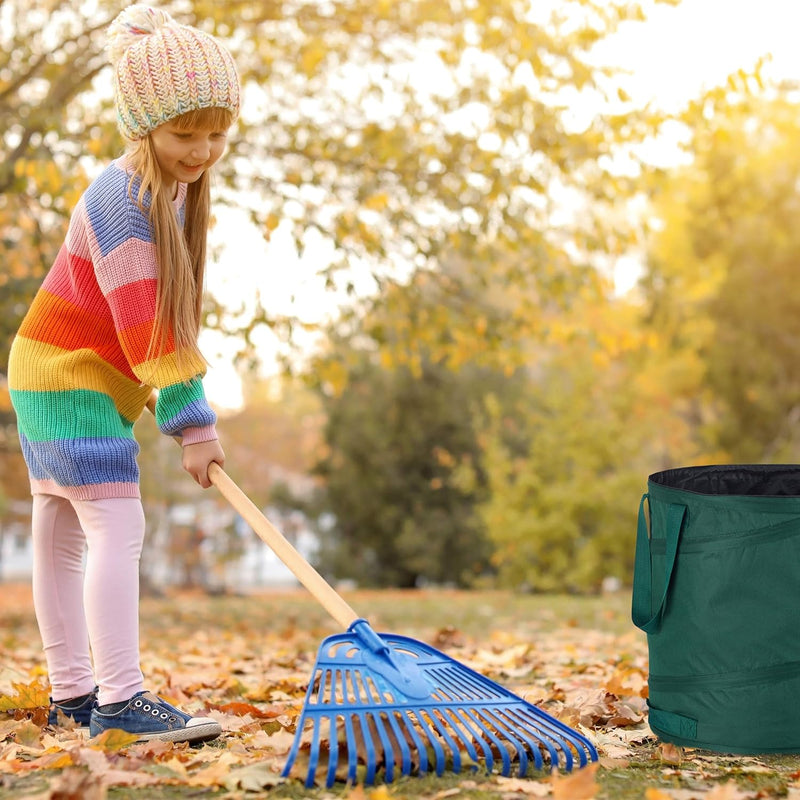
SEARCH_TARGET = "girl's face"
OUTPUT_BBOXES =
[149,118,229,194]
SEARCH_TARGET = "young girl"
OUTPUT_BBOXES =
[7,4,240,743]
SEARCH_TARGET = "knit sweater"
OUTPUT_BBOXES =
[8,157,217,500]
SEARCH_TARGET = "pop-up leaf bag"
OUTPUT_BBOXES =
[633,464,800,753]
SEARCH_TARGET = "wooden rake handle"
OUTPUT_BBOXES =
[146,392,360,629]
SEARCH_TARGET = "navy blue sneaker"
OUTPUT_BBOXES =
[48,687,98,727]
[89,691,221,744]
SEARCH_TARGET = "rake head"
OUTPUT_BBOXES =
[282,619,598,787]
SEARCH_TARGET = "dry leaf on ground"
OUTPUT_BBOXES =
[551,762,599,800]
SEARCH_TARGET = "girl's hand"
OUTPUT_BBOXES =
[182,440,225,488]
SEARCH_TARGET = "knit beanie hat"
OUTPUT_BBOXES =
[107,4,240,141]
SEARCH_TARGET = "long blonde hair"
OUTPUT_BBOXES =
[127,106,233,374]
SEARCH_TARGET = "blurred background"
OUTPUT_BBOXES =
[1,0,798,595]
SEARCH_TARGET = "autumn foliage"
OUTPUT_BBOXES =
[2,3,800,591]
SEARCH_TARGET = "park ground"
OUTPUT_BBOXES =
[1,584,799,799]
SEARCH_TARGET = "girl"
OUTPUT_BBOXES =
[7,4,240,743]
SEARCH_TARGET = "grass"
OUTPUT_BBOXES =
[1,585,799,799]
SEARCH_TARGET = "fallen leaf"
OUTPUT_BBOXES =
[44,767,105,800]
[606,666,648,698]
[658,742,683,765]
[100,768,168,788]
[705,781,752,799]
[551,762,599,800]
[211,701,283,718]
[645,789,675,800]
[494,775,552,795]
[430,788,464,799]
[223,761,284,791]
[0,680,49,712]
[599,757,630,768]
[17,749,75,770]
[89,728,140,751]
[13,720,42,747]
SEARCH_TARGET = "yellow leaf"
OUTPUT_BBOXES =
[21,750,75,770]
[89,728,140,751]
[645,789,675,800]
[0,680,50,711]
[364,193,389,211]
[299,41,325,78]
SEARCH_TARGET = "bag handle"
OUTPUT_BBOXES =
[631,493,686,634]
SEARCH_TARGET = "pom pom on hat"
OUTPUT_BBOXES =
[107,4,240,141]
[107,5,173,66]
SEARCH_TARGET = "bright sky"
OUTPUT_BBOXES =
[202,0,800,409]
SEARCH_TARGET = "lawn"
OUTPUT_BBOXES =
[1,584,798,799]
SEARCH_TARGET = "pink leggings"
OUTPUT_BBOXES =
[31,494,145,705]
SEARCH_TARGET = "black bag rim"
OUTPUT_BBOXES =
[649,464,800,500]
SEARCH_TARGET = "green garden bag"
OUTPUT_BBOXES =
[632,464,800,753]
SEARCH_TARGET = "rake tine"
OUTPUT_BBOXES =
[487,707,553,772]
[433,660,593,772]
[283,715,303,783]
[513,704,594,768]
[353,673,400,784]
[508,707,575,771]
[471,707,514,775]
[310,717,324,787]
[325,715,338,788]
[415,709,449,775]
[313,670,338,788]
[353,713,376,785]
[456,707,499,773]
[517,719,563,772]
[361,711,390,784]
[368,712,393,783]
[397,708,430,775]
[344,713,360,784]
[385,710,413,777]
[429,669,516,772]
[427,709,465,773]
[359,674,417,779]
[441,707,485,771]
[480,708,533,776]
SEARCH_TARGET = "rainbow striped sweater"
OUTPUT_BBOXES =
[8,157,217,500]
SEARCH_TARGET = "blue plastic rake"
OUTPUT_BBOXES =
[281,620,597,786]
[162,433,598,787]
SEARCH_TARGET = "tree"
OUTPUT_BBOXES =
[312,347,520,587]
[1,0,675,376]
[640,82,800,462]
[0,0,123,371]
[1,0,680,588]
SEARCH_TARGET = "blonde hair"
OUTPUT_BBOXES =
[127,106,233,375]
